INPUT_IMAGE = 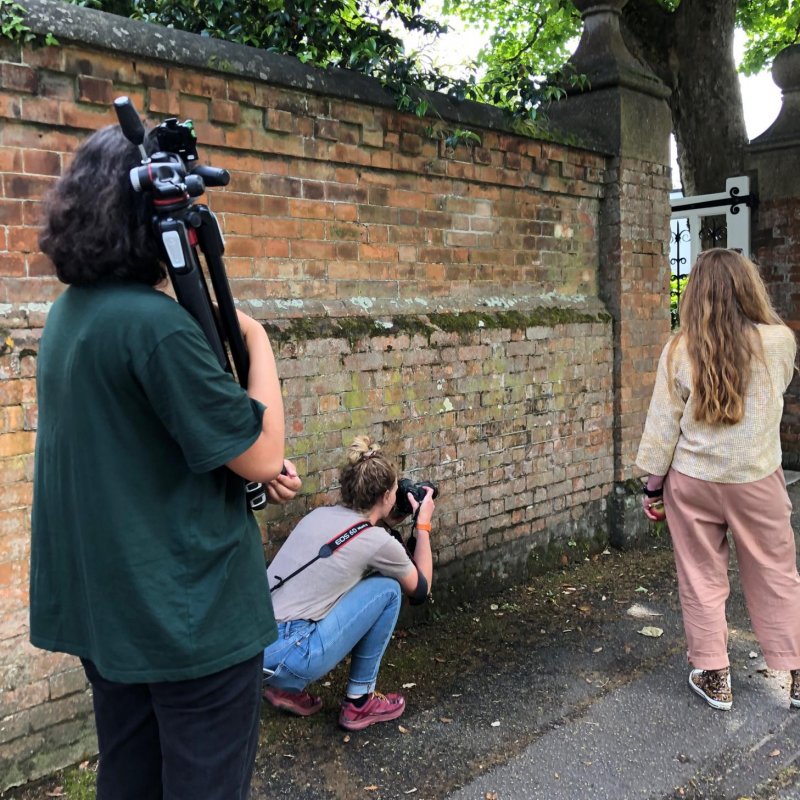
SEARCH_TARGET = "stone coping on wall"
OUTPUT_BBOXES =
[239,292,610,322]
[18,0,603,152]
[1,290,611,337]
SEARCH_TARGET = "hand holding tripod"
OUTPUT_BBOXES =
[114,97,270,510]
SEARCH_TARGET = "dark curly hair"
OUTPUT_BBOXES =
[339,435,397,513]
[39,125,165,286]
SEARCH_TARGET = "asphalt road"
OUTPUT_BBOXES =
[249,475,800,800]
[445,475,800,800]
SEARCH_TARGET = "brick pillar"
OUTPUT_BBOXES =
[548,0,672,547]
[748,44,800,468]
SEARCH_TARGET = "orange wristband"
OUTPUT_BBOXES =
[415,522,432,532]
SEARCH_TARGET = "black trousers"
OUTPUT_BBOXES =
[81,653,263,800]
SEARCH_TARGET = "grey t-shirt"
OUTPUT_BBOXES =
[268,505,414,621]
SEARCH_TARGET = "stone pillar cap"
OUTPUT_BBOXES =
[563,0,669,99]
[749,44,800,151]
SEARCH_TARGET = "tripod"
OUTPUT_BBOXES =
[114,97,269,510]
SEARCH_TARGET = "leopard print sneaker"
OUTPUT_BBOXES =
[689,667,732,710]
[790,669,800,709]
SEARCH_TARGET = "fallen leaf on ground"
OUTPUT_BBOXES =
[749,651,758,659]
[770,749,781,757]
[365,785,379,791]
[635,586,649,593]
[440,717,453,723]
[485,793,498,800]
[490,720,501,727]
[626,603,663,619]
[402,682,417,688]
[398,725,411,734]
[638,626,664,637]
[593,646,603,653]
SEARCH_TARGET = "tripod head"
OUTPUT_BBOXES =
[115,98,229,207]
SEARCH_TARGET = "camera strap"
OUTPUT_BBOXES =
[269,519,371,593]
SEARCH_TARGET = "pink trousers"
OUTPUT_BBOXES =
[664,468,800,671]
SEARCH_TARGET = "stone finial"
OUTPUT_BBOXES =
[563,0,668,99]
[749,44,800,149]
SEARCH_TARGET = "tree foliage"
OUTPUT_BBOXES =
[441,0,581,115]
[74,0,468,114]
[70,0,585,119]
[736,0,800,75]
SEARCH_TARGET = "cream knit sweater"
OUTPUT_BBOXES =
[636,324,797,483]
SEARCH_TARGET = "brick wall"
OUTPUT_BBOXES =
[598,158,672,483]
[0,2,670,790]
[752,198,800,467]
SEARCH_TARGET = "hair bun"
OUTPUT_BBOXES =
[347,435,382,465]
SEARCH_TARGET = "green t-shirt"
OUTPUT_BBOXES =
[30,282,278,682]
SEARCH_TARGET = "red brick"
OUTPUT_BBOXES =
[210,99,239,125]
[21,149,61,177]
[0,63,38,94]
[0,253,25,277]
[148,88,180,116]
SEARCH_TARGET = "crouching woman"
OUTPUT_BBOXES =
[263,435,435,730]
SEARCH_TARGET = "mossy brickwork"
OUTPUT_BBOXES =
[0,2,671,792]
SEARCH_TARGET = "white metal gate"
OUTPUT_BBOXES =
[668,176,757,326]
[669,175,757,261]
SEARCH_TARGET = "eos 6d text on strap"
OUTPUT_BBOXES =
[269,521,371,593]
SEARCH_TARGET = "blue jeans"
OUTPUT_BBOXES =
[263,576,402,696]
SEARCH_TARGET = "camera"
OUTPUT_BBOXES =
[393,477,439,517]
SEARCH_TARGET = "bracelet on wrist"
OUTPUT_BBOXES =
[415,522,432,532]
[642,485,664,498]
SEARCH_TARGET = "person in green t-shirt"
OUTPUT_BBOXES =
[30,124,300,800]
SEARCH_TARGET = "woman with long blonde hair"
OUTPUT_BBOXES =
[637,248,800,711]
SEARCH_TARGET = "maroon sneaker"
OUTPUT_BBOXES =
[264,687,323,717]
[339,691,406,731]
